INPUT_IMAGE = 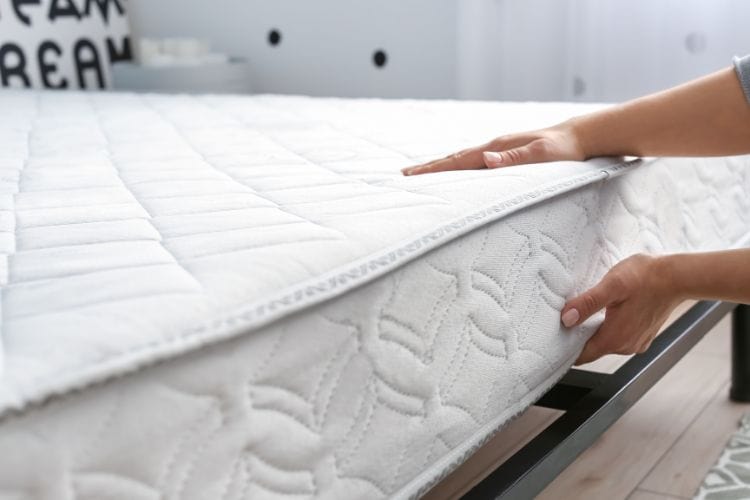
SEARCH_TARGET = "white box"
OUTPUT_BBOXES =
[111,60,252,94]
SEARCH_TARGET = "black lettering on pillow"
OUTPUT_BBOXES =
[38,41,68,88]
[106,36,131,63]
[12,0,41,26]
[83,0,124,25]
[0,43,31,87]
[74,39,104,89]
[49,0,81,21]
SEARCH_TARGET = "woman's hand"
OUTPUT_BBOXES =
[401,121,586,176]
[561,254,683,365]
[402,67,750,177]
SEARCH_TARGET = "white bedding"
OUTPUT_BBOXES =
[0,91,748,499]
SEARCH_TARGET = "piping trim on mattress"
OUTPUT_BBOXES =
[2,160,638,417]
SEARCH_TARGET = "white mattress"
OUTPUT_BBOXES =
[0,91,748,499]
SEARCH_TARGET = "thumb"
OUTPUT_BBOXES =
[561,277,616,328]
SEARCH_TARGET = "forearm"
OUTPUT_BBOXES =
[660,249,750,304]
[569,67,750,159]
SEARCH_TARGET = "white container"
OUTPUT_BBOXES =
[111,60,253,94]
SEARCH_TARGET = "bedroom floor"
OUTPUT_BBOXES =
[426,303,750,499]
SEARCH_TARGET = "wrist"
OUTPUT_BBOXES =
[653,254,690,301]
[566,104,643,159]
[564,116,592,160]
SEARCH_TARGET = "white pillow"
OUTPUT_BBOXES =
[0,0,131,89]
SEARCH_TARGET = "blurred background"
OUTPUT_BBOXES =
[3,0,750,102]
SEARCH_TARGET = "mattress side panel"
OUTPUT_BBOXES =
[0,157,748,499]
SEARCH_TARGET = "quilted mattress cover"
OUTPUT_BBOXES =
[0,90,749,499]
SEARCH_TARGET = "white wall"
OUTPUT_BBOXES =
[563,0,750,102]
[127,0,459,98]
[127,0,750,102]
[457,0,572,101]
[460,0,750,102]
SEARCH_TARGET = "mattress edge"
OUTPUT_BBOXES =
[0,159,638,417]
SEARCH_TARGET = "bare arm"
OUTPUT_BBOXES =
[575,68,750,158]
[667,249,750,303]
[403,66,750,175]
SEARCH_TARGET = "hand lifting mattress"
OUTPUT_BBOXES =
[0,90,748,500]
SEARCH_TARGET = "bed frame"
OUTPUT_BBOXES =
[464,302,750,499]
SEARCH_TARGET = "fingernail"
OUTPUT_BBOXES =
[483,151,503,166]
[561,308,580,328]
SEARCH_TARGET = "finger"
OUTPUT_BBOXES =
[401,133,537,176]
[634,335,655,354]
[483,143,540,168]
[402,146,487,176]
[574,337,603,365]
[483,139,552,169]
[487,133,539,153]
[561,276,619,328]
[483,146,533,169]
[574,317,620,365]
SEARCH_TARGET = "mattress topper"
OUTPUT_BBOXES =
[0,90,633,416]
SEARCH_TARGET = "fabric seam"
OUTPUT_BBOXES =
[2,160,637,416]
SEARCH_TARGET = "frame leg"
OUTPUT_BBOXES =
[731,304,750,402]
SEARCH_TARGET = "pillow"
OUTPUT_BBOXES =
[0,0,131,89]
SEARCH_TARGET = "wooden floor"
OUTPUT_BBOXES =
[425,305,750,500]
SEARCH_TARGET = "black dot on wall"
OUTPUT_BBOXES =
[373,50,387,68]
[685,32,707,54]
[573,76,587,97]
[268,29,282,47]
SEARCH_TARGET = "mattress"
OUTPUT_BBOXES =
[0,90,748,500]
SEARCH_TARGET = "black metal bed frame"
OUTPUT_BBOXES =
[464,302,750,499]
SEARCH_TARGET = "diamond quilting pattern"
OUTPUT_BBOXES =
[0,91,748,499]
[0,91,624,412]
